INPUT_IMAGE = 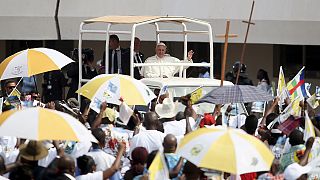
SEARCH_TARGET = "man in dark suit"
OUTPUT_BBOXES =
[133,37,144,79]
[107,35,130,75]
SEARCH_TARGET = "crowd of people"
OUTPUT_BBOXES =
[0,34,319,180]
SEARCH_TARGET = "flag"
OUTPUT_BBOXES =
[8,88,21,99]
[307,94,319,109]
[303,110,315,141]
[287,67,307,116]
[277,116,302,136]
[277,66,289,112]
[159,85,168,96]
[316,86,320,100]
[119,102,134,125]
[190,87,203,104]
[148,152,169,180]
[287,66,308,99]
[305,83,312,98]
[277,66,286,97]
[268,98,296,130]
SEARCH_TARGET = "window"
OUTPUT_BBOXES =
[274,44,320,78]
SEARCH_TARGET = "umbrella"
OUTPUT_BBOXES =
[76,74,156,107]
[195,85,273,104]
[0,107,96,142]
[176,127,274,174]
[0,48,74,80]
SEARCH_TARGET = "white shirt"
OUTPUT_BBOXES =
[163,118,196,137]
[142,55,191,78]
[86,149,115,171]
[38,148,58,167]
[111,47,121,74]
[76,171,102,180]
[129,130,165,156]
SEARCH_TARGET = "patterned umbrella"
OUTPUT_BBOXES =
[195,85,273,104]
[176,126,274,174]
[76,74,156,108]
[0,107,96,142]
[0,48,73,80]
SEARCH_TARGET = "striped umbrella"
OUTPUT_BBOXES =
[0,48,73,80]
[76,74,156,106]
[176,126,274,174]
[195,85,274,104]
[0,107,96,142]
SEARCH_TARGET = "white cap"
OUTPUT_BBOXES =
[284,163,311,180]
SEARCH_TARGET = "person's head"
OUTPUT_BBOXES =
[163,134,177,153]
[82,48,94,64]
[182,161,202,180]
[266,113,278,126]
[155,42,167,58]
[257,69,270,85]
[91,128,106,148]
[143,112,160,130]
[244,115,258,135]
[9,165,34,180]
[109,35,120,50]
[4,80,17,95]
[77,155,96,175]
[57,155,76,177]
[134,37,141,52]
[19,140,49,165]
[289,129,304,146]
[232,61,246,74]
[130,147,148,175]
[30,91,41,101]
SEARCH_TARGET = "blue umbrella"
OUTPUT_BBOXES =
[195,85,274,104]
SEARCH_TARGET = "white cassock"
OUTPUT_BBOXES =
[142,55,192,78]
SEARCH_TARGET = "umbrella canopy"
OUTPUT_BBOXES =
[76,74,156,106]
[0,48,74,80]
[195,85,273,104]
[176,127,274,174]
[0,107,96,142]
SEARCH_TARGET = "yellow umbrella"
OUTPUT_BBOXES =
[0,48,74,80]
[76,74,156,106]
[176,126,274,174]
[0,107,96,142]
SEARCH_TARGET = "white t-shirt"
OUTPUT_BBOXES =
[163,118,196,136]
[86,149,115,171]
[129,130,165,156]
[76,171,102,180]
